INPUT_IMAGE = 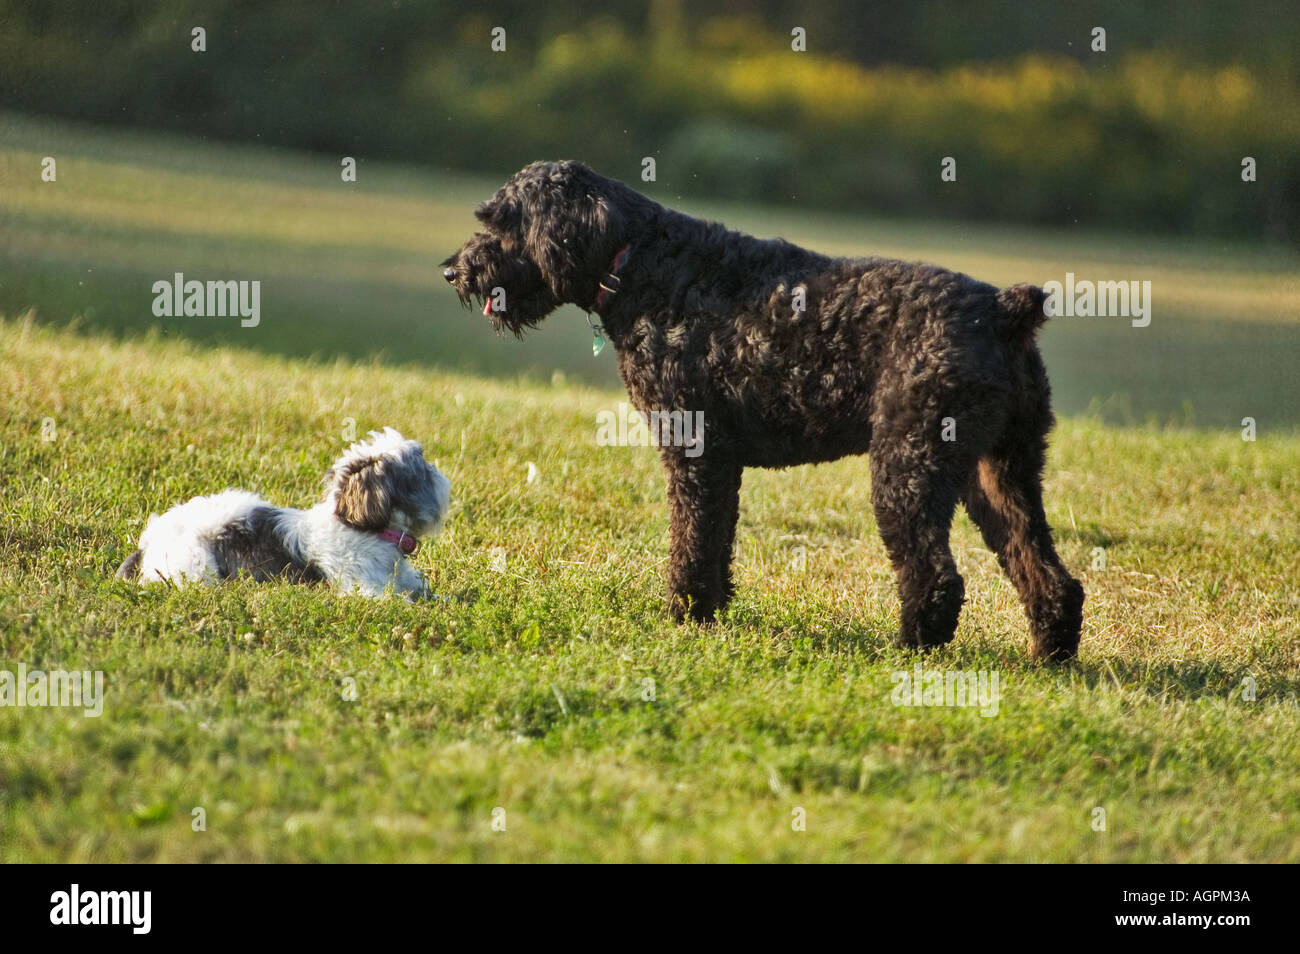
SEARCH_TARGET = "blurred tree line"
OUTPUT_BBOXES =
[1,0,1296,240]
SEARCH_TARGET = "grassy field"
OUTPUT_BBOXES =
[1,113,1298,862]
[2,315,1298,862]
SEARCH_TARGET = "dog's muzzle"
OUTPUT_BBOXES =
[442,260,493,314]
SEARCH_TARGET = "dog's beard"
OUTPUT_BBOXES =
[442,239,560,336]
[480,288,559,336]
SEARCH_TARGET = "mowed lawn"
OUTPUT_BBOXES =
[1,112,1298,861]
[1,315,1297,862]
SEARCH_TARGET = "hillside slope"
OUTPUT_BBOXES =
[1,315,1297,862]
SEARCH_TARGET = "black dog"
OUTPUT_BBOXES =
[444,161,1083,660]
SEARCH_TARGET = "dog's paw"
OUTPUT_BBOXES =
[893,628,957,652]
[668,596,721,625]
[1029,637,1080,664]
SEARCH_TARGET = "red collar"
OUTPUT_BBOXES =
[377,528,419,555]
[594,244,632,310]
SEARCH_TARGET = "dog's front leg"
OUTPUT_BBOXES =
[664,456,743,623]
[394,563,432,601]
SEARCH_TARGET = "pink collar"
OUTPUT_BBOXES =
[377,528,419,555]
[594,244,632,310]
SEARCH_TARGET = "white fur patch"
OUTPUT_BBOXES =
[136,490,267,584]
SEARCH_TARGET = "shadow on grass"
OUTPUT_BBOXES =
[1066,525,1130,549]
[716,598,1300,700]
[1072,657,1300,702]
[1,260,623,388]
[5,255,1300,428]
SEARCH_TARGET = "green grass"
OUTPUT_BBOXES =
[1,111,1298,861]
[1,314,1298,862]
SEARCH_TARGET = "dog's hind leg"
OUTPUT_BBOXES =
[115,549,143,580]
[716,466,743,607]
[665,457,743,623]
[961,426,1084,662]
[869,435,971,651]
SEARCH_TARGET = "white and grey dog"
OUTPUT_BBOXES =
[116,428,450,598]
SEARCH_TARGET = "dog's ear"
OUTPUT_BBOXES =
[476,194,523,238]
[327,457,392,530]
[475,201,520,235]
[528,189,624,303]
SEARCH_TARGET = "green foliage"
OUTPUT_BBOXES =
[0,3,1295,240]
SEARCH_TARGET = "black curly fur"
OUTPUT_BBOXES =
[444,160,1084,661]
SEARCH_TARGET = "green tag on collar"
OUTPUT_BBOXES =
[586,313,607,356]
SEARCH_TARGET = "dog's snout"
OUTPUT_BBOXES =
[443,267,457,282]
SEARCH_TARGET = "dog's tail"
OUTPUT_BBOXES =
[995,283,1049,342]
[115,549,143,580]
